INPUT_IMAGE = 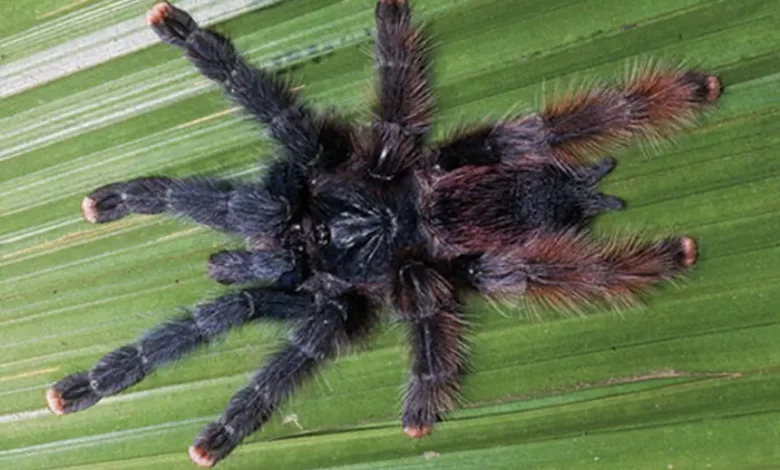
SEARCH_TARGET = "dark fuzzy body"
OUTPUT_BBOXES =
[49,1,721,467]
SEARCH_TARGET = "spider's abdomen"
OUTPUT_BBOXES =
[310,177,424,284]
[422,163,616,255]
[512,169,587,229]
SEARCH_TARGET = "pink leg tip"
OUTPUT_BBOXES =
[705,75,722,102]
[189,446,216,468]
[147,2,172,26]
[46,388,66,415]
[81,197,99,223]
[404,425,432,439]
[681,236,698,267]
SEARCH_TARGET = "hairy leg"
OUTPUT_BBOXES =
[354,0,434,180]
[435,118,549,171]
[82,177,289,239]
[207,249,294,285]
[147,2,351,168]
[392,254,466,438]
[436,66,722,170]
[542,66,722,162]
[47,289,311,415]
[467,231,697,309]
[189,285,376,467]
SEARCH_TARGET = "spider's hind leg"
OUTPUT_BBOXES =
[542,66,723,163]
[434,66,722,171]
[467,232,698,310]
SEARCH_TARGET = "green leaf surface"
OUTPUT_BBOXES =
[1,0,778,469]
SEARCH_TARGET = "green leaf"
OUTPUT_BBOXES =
[1,0,777,469]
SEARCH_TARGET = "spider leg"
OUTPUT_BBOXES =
[207,249,294,286]
[436,67,722,170]
[466,231,698,309]
[46,288,310,416]
[392,254,466,438]
[81,177,288,239]
[541,67,722,163]
[147,2,351,168]
[435,118,548,171]
[355,0,434,180]
[189,284,376,467]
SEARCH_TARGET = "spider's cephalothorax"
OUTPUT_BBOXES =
[47,1,721,467]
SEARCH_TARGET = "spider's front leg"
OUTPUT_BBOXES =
[190,280,376,467]
[356,0,434,180]
[467,231,698,309]
[393,255,467,437]
[436,66,722,170]
[81,177,289,238]
[147,2,351,167]
[47,288,310,415]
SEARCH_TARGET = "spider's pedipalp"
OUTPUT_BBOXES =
[47,289,311,415]
[469,232,698,311]
[191,286,376,466]
[207,249,295,286]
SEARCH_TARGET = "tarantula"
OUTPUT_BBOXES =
[46,1,721,467]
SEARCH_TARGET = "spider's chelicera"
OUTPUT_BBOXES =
[47,1,722,467]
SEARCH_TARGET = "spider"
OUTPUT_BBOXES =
[46,1,721,467]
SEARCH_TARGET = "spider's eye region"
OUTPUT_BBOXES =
[285,223,307,252]
[315,223,330,246]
